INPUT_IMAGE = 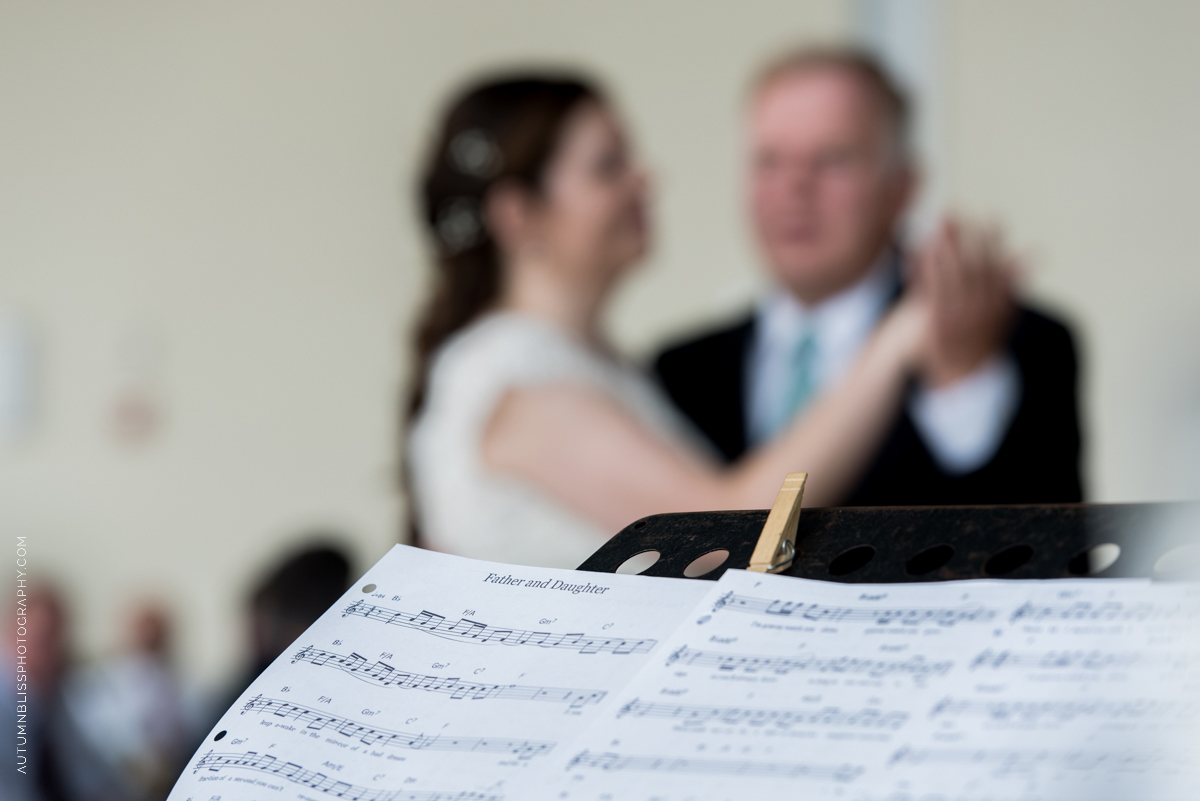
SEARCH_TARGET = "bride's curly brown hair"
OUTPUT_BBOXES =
[403,74,603,543]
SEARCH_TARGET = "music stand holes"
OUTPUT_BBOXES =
[984,544,1034,576]
[1154,543,1200,576]
[214,730,227,741]
[615,550,661,575]
[633,520,648,530]
[1068,543,1121,576]
[361,584,377,593]
[828,545,876,576]
[683,549,730,578]
[905,544,955,576]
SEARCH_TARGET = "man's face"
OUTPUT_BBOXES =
[748,68,911,304]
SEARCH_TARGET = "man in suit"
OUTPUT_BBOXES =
[655,48,1082,505]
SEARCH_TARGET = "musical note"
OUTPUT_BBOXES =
[666,645,953,680]
[241,695,555,758]
[192,751,503,800]
[341,600,656,654]
[292,646,606,707]
[712,591,996,627]
[928,696,1194,724]
[968,648,1198,671]
[616,698,908,730]
[1009,599,1198,624]
[566,750,863,782]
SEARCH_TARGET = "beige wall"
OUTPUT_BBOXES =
[942,1,1200,500]
[0,0,847,686]
[2,1,1197,687]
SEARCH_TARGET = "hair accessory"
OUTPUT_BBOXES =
[448,128,503,179]
[435,197,484,252]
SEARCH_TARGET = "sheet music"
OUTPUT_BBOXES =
[543,570,1200,801]
[167,545,708,801]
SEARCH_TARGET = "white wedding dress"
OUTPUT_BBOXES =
[407,311,708,569]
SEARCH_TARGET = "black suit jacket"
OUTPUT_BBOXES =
[653,307,1083,505]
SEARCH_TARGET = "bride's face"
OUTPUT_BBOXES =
[530,102,648,284]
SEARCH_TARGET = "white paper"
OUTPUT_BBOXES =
[167,545,708,801]
[542,570,1200,801]
[168,546,1200,801]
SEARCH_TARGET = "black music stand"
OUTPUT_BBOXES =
[578,479,1197,583]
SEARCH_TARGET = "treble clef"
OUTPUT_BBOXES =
[712,591,734,612]
[342,599,364,617]
[240,694,264,715]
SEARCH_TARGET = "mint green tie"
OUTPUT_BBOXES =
[771,329,817,437]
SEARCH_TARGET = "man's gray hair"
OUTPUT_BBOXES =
[753,45,913,169]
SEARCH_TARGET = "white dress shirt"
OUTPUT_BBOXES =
[746,257,1022,475]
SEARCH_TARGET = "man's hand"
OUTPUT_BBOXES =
[911,218,1018,388]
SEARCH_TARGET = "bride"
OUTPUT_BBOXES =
[406,75,933,569]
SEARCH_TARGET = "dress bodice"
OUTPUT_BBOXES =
[407,312,705,569]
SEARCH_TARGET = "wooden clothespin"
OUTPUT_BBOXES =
[747,472,807,574]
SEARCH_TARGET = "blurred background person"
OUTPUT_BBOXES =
[4,586,126,801]
[60,603,199,801]
[213,542,352,716]
[655,48,1082,505]
[405,74,1007,569]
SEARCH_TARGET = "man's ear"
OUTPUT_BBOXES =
[484,181,535,253]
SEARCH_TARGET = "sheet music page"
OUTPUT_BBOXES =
[542,570,1200,801]
[167,545,709,801]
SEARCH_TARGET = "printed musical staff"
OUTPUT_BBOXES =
[666,645,953,680]
[167,547,1200,801]
[292,646,606,707]
[888,745,1174,773]
[1009,599,1198,624]
[616,698,908,730]
[712,591,996,627]
[929,696,1193,724]
[854,797,1048,801]
[343,600,656,654]
[241,695,554,758]
[968,648,1198,671]
[192,751,502,800]
[566,750,863,782]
